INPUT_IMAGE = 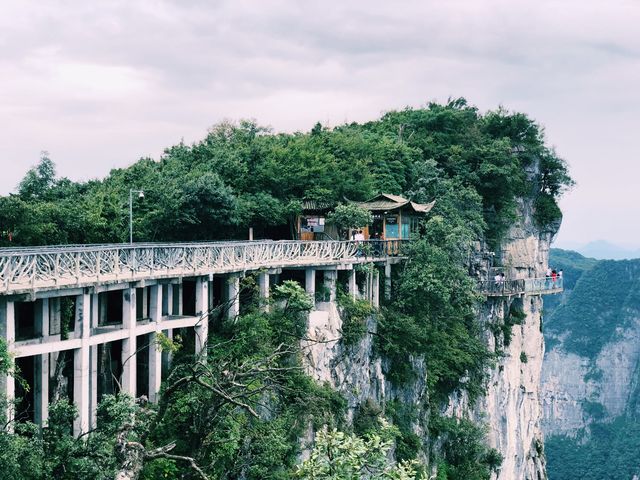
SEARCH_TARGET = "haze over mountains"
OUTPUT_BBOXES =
[555,240,640,260]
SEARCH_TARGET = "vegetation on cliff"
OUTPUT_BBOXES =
[0,100,571,479]
[544,250,640,480]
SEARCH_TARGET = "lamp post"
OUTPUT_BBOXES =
[129,189,144,244]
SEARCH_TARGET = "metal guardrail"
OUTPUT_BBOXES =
[477,277,564,296]
[0,240,408,294]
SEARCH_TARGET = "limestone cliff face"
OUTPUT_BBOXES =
[542,318,640,436]
[301,195,553,479]
[479,208,551,480]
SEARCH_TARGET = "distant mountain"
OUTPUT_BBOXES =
[573,240,640,260]
[543,249,640,480]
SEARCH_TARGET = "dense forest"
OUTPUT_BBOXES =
[0,99,571,479]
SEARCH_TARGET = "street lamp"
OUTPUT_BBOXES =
[129,189,144,244]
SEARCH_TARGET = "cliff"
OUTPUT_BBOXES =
[301,195,555,479]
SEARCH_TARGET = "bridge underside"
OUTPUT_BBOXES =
[0,254,391,435]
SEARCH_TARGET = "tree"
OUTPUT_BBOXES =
[327,204,373,239]
[18,152,57,200]
[295,420,418,480]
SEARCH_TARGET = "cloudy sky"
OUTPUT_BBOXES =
[1,0,639,248]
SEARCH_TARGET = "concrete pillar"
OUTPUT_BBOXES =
[142,287,149,319]
[384,262,392,301]
[161,329,173,376]
[305,269,316,300]
[49,297,61,335]
[372,269,380,308]
[87,293,98,429]
[176,284,183,316]
[35,298,49,338]
[324,270,337,303]
[121,287,137,397]
[1,299,15,429]
[194,277,209,356]
[89,344,98,430]
[227,275,240,320]
[73,292,90,436]
[258,272,270,313]
[348,269,357,300]
[148,285,163,403]
[166,284,174,316]
[34,353,49,427]
[33,298,50,425]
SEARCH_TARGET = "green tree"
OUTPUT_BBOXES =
[328,204,373,239]
[295,420,418,480]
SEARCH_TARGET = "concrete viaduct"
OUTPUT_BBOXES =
[0,240,404,436]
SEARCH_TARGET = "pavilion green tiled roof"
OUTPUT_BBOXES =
[354,193,435,214]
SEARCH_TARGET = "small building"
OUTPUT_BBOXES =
[296,200,338,240]
[354,193,435,240]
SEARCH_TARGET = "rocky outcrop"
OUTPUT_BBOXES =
[542,318,640,436]
[456,196,552,480]
[301,195,554,479]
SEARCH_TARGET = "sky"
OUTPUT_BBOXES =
[1,0,639,248]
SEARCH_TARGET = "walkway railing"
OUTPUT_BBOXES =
[0,240,408,294]
[477,277,563,296]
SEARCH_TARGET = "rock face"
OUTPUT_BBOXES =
[461,197,552,480]
[542,318,640,436]
[301,195,553,479]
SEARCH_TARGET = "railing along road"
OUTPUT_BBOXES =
[478,277,564,296]
[0,240,407,295]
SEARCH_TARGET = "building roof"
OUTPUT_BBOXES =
[354,193,435,214]
[301,199,336,213]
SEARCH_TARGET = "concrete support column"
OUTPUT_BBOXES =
[35,298,49,338]
[372,269,380,308]
[176,284,183,316]
[348,269,357,300]
[49,297,61,335]
[121,287,137,397]
[161,329,173,376]
[33,299,50,427]
[88,293,99,429]
[227,275,240,320]
[142,287,149,319]
[1,299,15,429]
[324,270,337,303]
[166,284,174,316]
[305,269,316,301]
[194,277,209,356]
[258,272,270,313]
[148,285,163,403]
[73,292,90,436]
[88,345,98,430]
[34,353,49,427]
[384,262,392,301]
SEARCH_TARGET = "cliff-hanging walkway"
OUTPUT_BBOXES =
[0,240,407,295]
[477,277,564,297]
